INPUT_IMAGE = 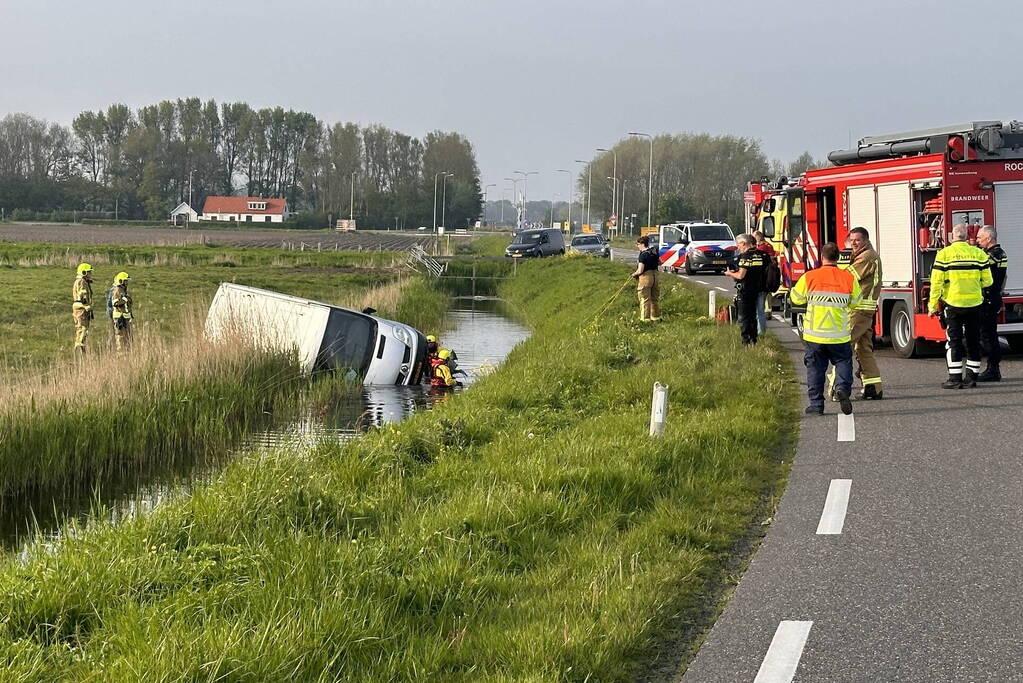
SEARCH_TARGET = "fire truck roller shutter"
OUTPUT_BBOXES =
[876,182,913,285]
[994,182,1023,297]
[847,185,878,238]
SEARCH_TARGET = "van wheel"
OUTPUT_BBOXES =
[890,301,918,358]
[684,257,695,275]
[559,249,565,255]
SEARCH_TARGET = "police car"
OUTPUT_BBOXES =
[656,222,738,274]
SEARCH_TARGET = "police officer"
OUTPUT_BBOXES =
[725,234,767,345]
[976,225,1007,381]
[928,224,993,388]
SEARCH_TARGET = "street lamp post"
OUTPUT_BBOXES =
[504,177,521,228]
[550,193,560,225]
[349,171,356,222]
[441,173,455,231]
[620,179,628,236]
[432,171,449,233]
[556,169,572,234]
[629,132,654,232]
[596,148,617,231]
[514,170,538,225]
[483,183,496,229]
[574,159,592,230]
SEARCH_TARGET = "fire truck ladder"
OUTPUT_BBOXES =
[828,120,1020,165]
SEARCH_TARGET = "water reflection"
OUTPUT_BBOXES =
[3,299,529,551]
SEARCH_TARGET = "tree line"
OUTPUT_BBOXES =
[579,133,825,230]
[0,100,482,228]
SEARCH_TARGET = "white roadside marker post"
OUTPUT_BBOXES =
[708,289,717,318]
[650,382,668,437]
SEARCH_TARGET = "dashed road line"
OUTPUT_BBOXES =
[837,413,856,442]
[754,621,813,683]
[816,479,852,535]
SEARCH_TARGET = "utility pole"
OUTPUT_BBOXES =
[188,169,194,220]
[441,173,455,230]
[483,183,496,228]
[349,171,356,222]
[629,132,654,232]
[575,159,592,230]
[556,169,572,234]
[514,170,537,226]
[596,148,617,231]
[432,171,447,233]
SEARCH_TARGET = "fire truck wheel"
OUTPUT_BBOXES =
[890,301,918,358]
[1007,335,1023,354]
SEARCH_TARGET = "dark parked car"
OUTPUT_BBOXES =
[569,233,610,258]
[505,229,566,258]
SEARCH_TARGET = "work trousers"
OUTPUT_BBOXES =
[114,320,132,352]
[756,292,768,335]
[980,299,1002,365]
[737,291,759,345]
[637,271,659,320]
[805,341,853,411]
[72,307,90,349]
[944,304,982,376]
[850,310,881,387]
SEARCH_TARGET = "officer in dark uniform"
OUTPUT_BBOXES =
[977,225,1008,381]
[725,234,767,345]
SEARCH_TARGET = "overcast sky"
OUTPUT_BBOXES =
[3,0,1022,199]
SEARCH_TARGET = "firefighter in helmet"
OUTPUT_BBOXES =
[109,271,134,351]
[430,348,457,388]
[71,263,94,355]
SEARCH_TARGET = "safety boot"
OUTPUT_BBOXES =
[977,364,1001,382]
[835,390,853,415]
[941,374,963,390]
[860,384,883,400]
[962,368,977,388]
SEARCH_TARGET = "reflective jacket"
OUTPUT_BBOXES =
[928,241,993,312]
[71,277,92,310]
[111,284,133,320]
[789,264,862,344]
[983,243,1008,305]
[846,243,882,313]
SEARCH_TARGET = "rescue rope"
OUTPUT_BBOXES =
[585,276,634,330]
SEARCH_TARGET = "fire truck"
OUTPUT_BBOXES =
[745,120,1023,357]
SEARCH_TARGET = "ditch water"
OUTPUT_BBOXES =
[0,298,530,553]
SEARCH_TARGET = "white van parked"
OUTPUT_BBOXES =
[204,283,427,385]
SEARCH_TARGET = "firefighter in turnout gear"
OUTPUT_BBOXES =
[71,263,94,355]
[430,348,457,388]
[845,227,883,398]
[928,224,993,389]
[109,271,133,351]
[789,242,862,416]
[976,225,1007,382]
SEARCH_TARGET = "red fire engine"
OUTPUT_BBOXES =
[746,120,1023,357]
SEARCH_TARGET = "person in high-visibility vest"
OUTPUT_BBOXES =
[928,223,993,389]
[789,242,862,416]
[109,271,133,351]
[845,227,884,399]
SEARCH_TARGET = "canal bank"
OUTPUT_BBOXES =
[0,256,796,681]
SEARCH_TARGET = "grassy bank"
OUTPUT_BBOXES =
[0,256,796,680]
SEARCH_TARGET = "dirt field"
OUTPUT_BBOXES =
[0,222,436,251]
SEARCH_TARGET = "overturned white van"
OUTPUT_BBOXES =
[205,283,427,385]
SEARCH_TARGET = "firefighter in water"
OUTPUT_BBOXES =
[976,225,1007,381]
[71,262,94,355]
[430,348,457,389]
[928,224,993,389]
[426,334,439,359]
[109,271,134,351]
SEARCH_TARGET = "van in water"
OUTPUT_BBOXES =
[204,283,427,385]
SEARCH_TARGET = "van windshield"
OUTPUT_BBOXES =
[689,226,734,242]
[316,309,378,376]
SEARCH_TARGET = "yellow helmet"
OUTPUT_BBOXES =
[76,263,93,277]
[114,271,130,285]
[426,335,437,343]
[438,348,451,360]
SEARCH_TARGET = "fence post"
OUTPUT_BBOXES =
[650,382,668,437]
[472,260,477,299]
[708,289,716,318]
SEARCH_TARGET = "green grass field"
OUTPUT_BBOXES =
[0,255,796,680]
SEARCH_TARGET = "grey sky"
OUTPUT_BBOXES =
[3,0,1022,200]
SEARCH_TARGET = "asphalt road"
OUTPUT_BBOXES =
[614,249,1023,682]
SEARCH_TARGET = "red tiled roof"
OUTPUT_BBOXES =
[202,196,287,215]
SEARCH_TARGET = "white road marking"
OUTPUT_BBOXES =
[714,286,728,292]
[816,479,852,535]
[694,279,709,285]
[754,621,814,683]
[837,413,856,442]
